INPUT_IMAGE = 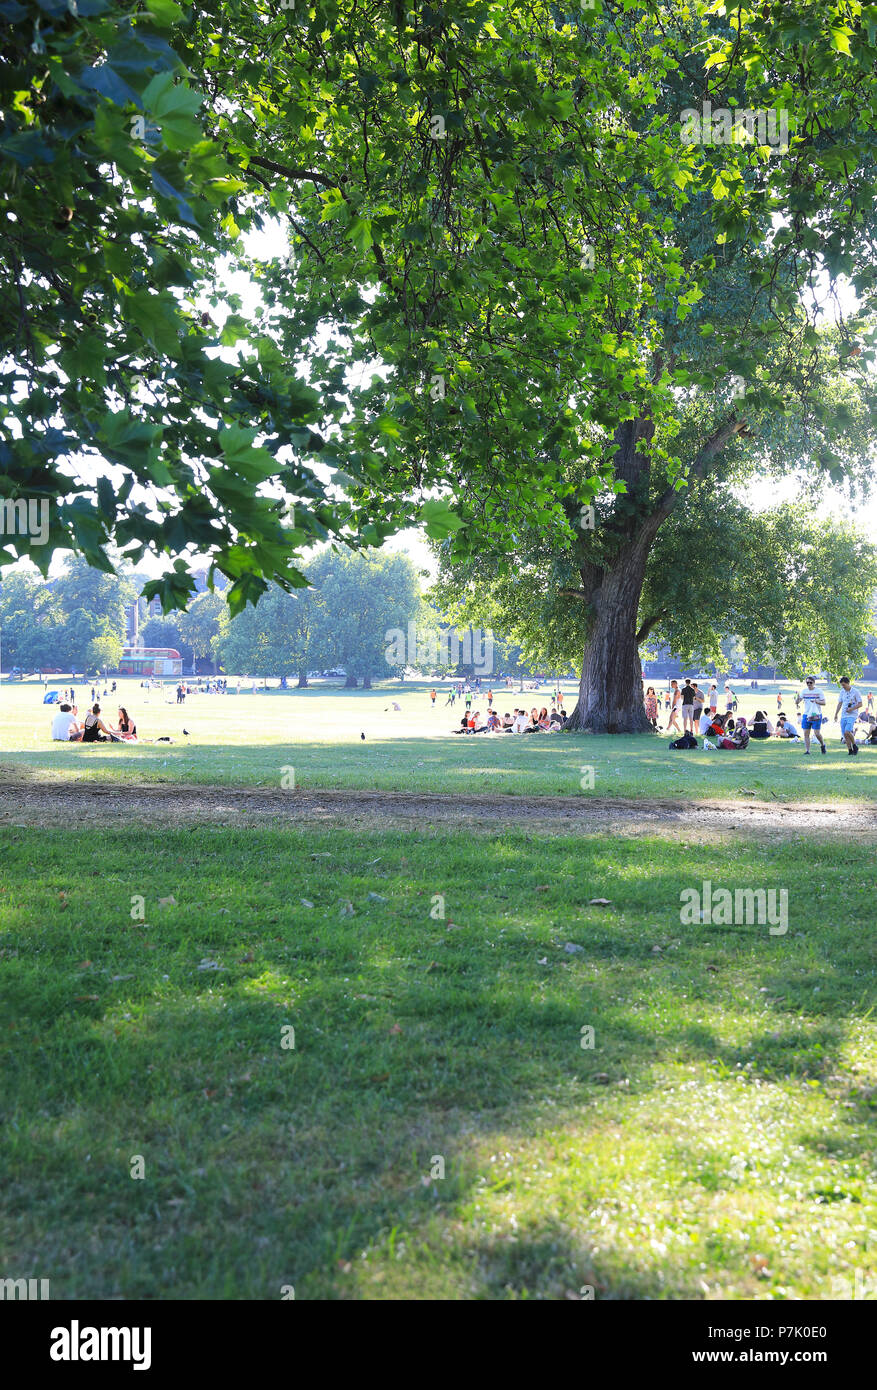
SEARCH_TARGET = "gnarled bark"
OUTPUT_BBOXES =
[564,415,747,733]
[564,538,653,733]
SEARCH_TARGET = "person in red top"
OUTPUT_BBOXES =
[430,688,436,705]
[487,689,493,707]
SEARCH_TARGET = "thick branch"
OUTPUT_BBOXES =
[241,154,343,191]
[635,608,668,644]
[653,416,747,523]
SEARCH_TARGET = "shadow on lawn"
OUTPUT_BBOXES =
[1,826,874,1298]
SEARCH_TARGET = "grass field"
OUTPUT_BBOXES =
[1,676,875,1300]
[2,676,877,805]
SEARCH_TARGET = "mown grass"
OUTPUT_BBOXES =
[1,823,874,1299]
[2,678,877,805]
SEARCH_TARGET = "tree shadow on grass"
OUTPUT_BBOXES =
[1,824,874,1298]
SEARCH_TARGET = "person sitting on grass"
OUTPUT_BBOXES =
[716,716,748,750]
[704,710,726,740]
[511,708,529,733]
[112,707,138,741]
[537,706,551,731]
[857,711,877,744]
[750,710,773,739]
[502,711,514,729]
[731,715,750,748]
[51,703,81,742]
[774,713,801,740]
[81,704,114,743]
[453,715,469,734]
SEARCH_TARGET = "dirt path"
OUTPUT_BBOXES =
[0,779,871,837]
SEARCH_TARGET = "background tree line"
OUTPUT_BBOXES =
[1,547,520,684]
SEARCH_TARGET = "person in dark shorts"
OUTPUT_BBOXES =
[680,679,696,734]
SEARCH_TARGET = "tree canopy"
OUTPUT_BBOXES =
[5,0,877,726]
[219,546,421,686]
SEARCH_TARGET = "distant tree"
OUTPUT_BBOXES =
[309,550,422,688]
[178,592,226,673]
[0,569,62,669]
[86,630,123,674]
[219,551,333,683]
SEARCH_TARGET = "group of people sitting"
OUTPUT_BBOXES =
[51,703,138,743]
[453,706,568,734]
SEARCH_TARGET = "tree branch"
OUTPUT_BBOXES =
[636,608,668,643]
[240,154,344,192]
[653,416,747,523]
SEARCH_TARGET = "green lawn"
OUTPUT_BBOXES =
[0,822,874,1299]
[2,676,875,1299]
[3,676,877,805]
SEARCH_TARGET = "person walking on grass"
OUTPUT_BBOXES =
[795,676,827,755]
[430,688,437,707]
[644,686,659,730]
[669,679,684,732]
[834,676,863,756]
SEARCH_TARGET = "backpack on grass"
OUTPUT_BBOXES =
[669,732,697,749]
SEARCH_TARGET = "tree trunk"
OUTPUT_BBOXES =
[565,547,652,734]
[362,674,372,689]
[344,673,358,688]
[297,671,309,688]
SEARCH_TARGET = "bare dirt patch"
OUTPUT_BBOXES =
[0,778,871,838]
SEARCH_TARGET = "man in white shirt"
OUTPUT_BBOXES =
[834,677,863,755]
[511,708,529,733]
[51,703,79,742]
[794,676,826,754]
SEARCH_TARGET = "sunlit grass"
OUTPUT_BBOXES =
[2,676,877,805]
[0,823,874,1299]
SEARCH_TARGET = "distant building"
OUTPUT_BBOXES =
[119,646,182,677]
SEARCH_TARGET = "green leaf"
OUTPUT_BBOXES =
[420,499,465,539]
[144,0,185,26]
[348,216,374,255]
[142,72,203,120]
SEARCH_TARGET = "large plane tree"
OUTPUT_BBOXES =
[179,0,877,729]
[6,0,877,725]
